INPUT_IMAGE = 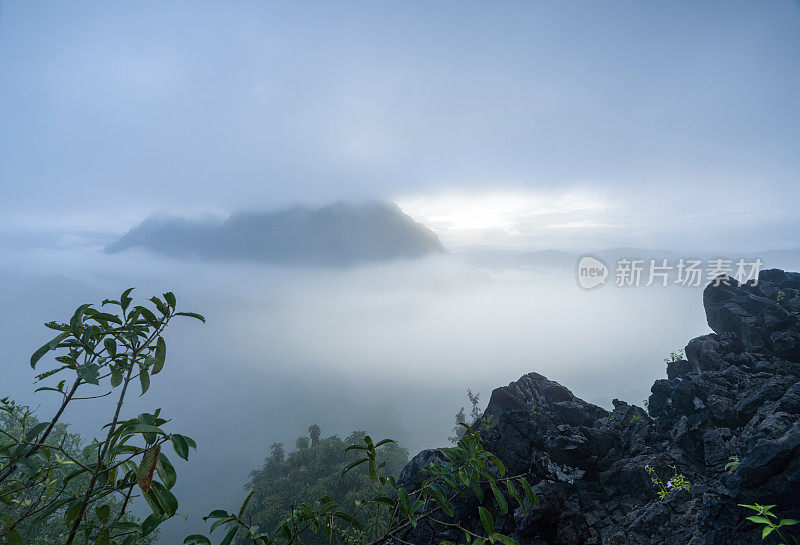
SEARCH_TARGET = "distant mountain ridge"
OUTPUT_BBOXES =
[106,201,445,266]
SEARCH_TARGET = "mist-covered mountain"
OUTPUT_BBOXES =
[106,201,444,266]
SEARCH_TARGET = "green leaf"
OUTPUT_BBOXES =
[470,481,484,503]
[70,303,92,332]
[156,452,177,489]
[65,501,83,526]
[237,490,255,519]
[31,332,69,368]
[121,423,166,437]
[104,338,117,357]
[341,457,368,476]
[398,487,411,516]
[490,533,519,545]
[781,519,800,526]
[175,312,206,323]
[518,477,539,507]
[746,516,772,525]
[429,484,454,517]
[110,365,124,387]
[151,481,179,517]
[371,496,395,507]
[6,527,23,545]
[171,434,189,460]
[762,526,775,539]
[25,421,50,442]
[334,512,363,530]
[77,364,101,385]
[89,312,122,325]
[95,504,111,524]
[478,506,494,535]
[220,526,238,545]
[139,368,150,395]
[150,296,169,316]
[490,483,508,514]
[488,454,506,477]
[505,480,524,511]
[95,527,110,545]
[136,306,160,327]
[120,288,135,311]
[111,521,143,534]
[164,292,176,308]
[140,513,164,536]
[184,536,211,545]
[152,336,166,374]
[17,457,38,477]
[142,489,164,517]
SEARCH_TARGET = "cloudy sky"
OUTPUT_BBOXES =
[1,0,799,251]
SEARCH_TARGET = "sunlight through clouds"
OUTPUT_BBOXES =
[397,189,611,249]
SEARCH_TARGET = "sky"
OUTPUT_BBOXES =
[1,0,799,251]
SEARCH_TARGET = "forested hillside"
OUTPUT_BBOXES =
[241,426,408,544]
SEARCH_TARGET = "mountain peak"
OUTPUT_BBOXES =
[107,201,444,266]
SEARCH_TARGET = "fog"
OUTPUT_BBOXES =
[0,238,724,541]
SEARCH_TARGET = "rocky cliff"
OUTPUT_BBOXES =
[400,269,800,544]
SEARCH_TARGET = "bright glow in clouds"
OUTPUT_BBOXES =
[397,190,611,249]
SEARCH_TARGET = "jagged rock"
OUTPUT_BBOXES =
[398,269,800,544]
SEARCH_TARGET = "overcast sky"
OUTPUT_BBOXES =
[1,0,799,250]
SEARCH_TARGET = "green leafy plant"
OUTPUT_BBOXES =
[663,349,686,364]
[0,289,204,545]
[629,415,643,424]
[190,422,538,545]
[0,401,159,545]
[739,503,799,544]
[645,464,691,500]
[725,456,740,473]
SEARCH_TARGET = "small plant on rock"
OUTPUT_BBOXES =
[663,349,686,364]
[725,456,740,473]
[646,464,691,500]
[629,415,643,425]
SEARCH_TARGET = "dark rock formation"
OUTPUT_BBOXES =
[106,201,444,266]
[400,269,800,544]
